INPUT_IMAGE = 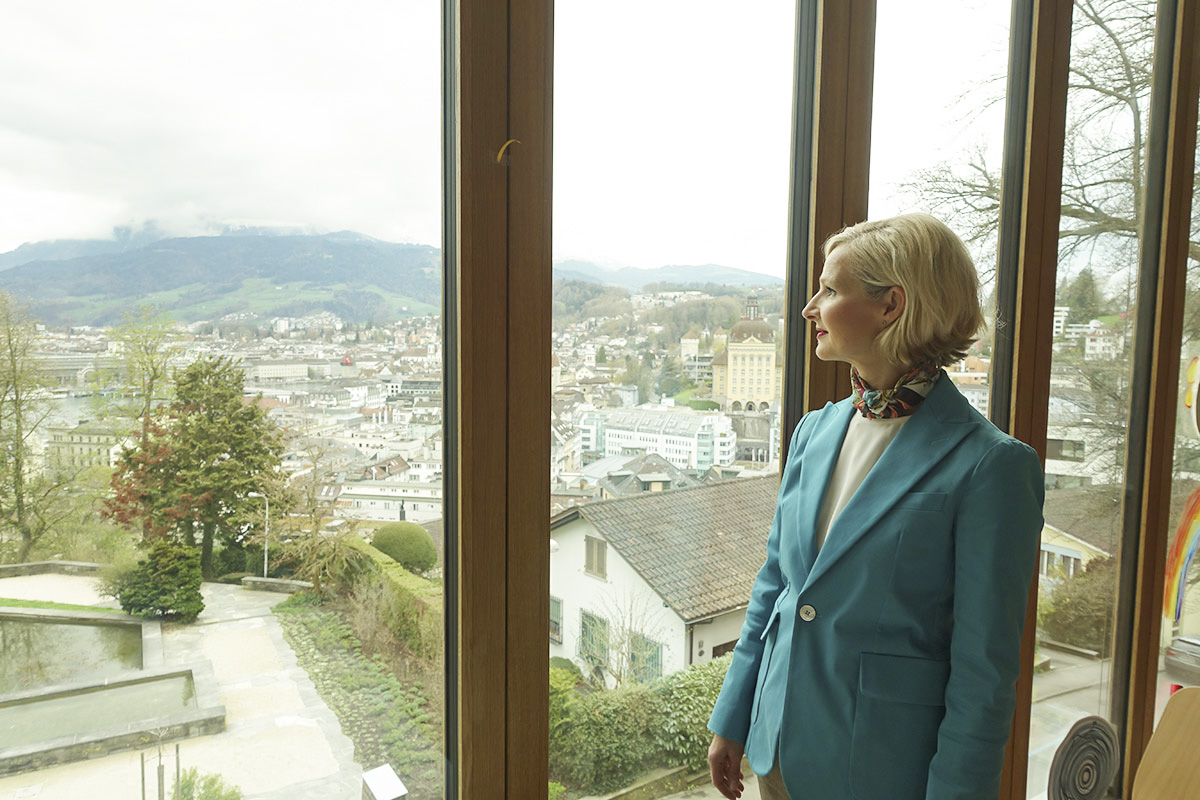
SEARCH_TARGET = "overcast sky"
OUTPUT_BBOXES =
[0,1,1007,279]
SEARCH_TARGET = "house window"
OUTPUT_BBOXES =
[630,633,663,683]
[712,640,737,659]
[584,535,607,578]
[579,610,608,668]
[549,596,563,644]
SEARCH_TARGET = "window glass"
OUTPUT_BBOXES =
[0,3,447,798]
[871,0,1009,417]
[1025,3,1157,794]
[1157,81,1200,727]
[550,1,795,796]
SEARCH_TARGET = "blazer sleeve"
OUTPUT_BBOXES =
[926,437,1045,800]
[707,410,813,744]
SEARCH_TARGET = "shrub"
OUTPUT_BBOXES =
[345,538,442,657]
[372,522,438,573]
[212,544,248,578]
[549,666,579,745]
[1039,556,1116,657]
[548,653,733,793]
[548,781,567,800]
[172,767,243,800]
[550,681,665,792]
[108,539,204,622]
[655,654,732,768]
[550,656,583,681]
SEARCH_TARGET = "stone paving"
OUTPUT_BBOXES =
[0,577,361,800]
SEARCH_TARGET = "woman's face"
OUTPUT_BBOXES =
[802,248,900,378]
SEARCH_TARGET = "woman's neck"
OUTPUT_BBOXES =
[853,362,912,391]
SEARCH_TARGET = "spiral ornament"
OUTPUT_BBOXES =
[1047,715,1120,800]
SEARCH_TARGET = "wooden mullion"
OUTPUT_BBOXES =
[804,0,876,412]
[999,1,1074,798]
[1124,1,1200,794]
[506,0,553,796]
[456,0,510,796]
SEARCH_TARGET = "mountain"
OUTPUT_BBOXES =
[0,227,168,272]
[551,259,782,291]
[0,232,440,326]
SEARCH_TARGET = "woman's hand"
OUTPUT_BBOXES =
[708,733,745,800]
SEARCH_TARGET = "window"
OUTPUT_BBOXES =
[584,535,607,579]
[579,610,609,668]
[1046,438,1086,462]
[549,596,563,644]
[630,633,663,683]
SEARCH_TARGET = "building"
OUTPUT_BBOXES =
[710,297,782,412]
[337,478,444,523]
[549,476,779,683]
[44,422,132,470]
[591,407,735,470]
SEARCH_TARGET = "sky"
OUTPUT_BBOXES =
[0,1,1008,279]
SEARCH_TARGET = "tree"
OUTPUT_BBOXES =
[105,357,283,577]
[272,439,362,594]
[595,345,607,364]
[91,307,179,540]
[1060,267,1107,323]
[0,292,79,563]
[908,0,1165,288]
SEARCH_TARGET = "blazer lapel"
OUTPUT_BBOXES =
[801,378,980,592]
[795,401,854,578]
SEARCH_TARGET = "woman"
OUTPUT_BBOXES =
[706,214,1044,800]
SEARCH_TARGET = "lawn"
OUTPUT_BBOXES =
[0,597,122,613]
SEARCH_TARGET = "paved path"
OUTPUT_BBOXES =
[0,578,361,800]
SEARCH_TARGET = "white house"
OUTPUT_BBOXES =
[549,475,778,684]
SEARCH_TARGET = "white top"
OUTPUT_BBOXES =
[814,413,910,551]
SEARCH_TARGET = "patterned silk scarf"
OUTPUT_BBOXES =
[850,362,940,420]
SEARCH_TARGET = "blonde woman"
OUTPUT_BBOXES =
[707,214,1044,800]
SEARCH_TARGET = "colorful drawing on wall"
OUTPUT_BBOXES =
[1186,356,1200,437]
[1165,485,1200,621]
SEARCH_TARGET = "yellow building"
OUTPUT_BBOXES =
[711,297,782,413]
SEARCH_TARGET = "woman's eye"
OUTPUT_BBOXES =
[824,287,836,296]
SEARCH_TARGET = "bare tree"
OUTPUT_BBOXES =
[907,0,1174,285]
[0,292,79,562]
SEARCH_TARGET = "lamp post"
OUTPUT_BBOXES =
[248,492,269,577]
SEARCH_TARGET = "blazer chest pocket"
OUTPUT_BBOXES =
[893,491,947,513]
[849,653,949,800]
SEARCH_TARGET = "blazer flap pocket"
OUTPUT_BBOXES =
[759,585,790,640]
[893,491,947,513]
[859,652,950,705]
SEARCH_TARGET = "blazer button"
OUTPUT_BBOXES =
[799,604,816,622]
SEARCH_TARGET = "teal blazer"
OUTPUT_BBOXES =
[708,376,1044,800]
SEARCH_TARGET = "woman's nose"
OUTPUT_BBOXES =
[802,296,818,320]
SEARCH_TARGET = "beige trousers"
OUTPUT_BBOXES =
[755,756,791,800]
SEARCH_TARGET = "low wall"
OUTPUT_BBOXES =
[0,561,102,579]
[0,666,225,777]
[241,576,314,594]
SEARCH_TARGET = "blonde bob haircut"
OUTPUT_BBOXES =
[823,213,984,368]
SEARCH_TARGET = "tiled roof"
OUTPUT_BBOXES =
[1042,484,1188,557]
[564,476,779,622]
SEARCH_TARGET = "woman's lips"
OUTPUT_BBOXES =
[815,329,827,338]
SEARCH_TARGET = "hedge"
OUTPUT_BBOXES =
[344,537,443,658]
[549,653,732,793]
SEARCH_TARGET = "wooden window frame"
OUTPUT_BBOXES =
[452,0,1199,797]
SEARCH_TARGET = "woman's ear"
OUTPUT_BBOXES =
[882,285,906,326]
